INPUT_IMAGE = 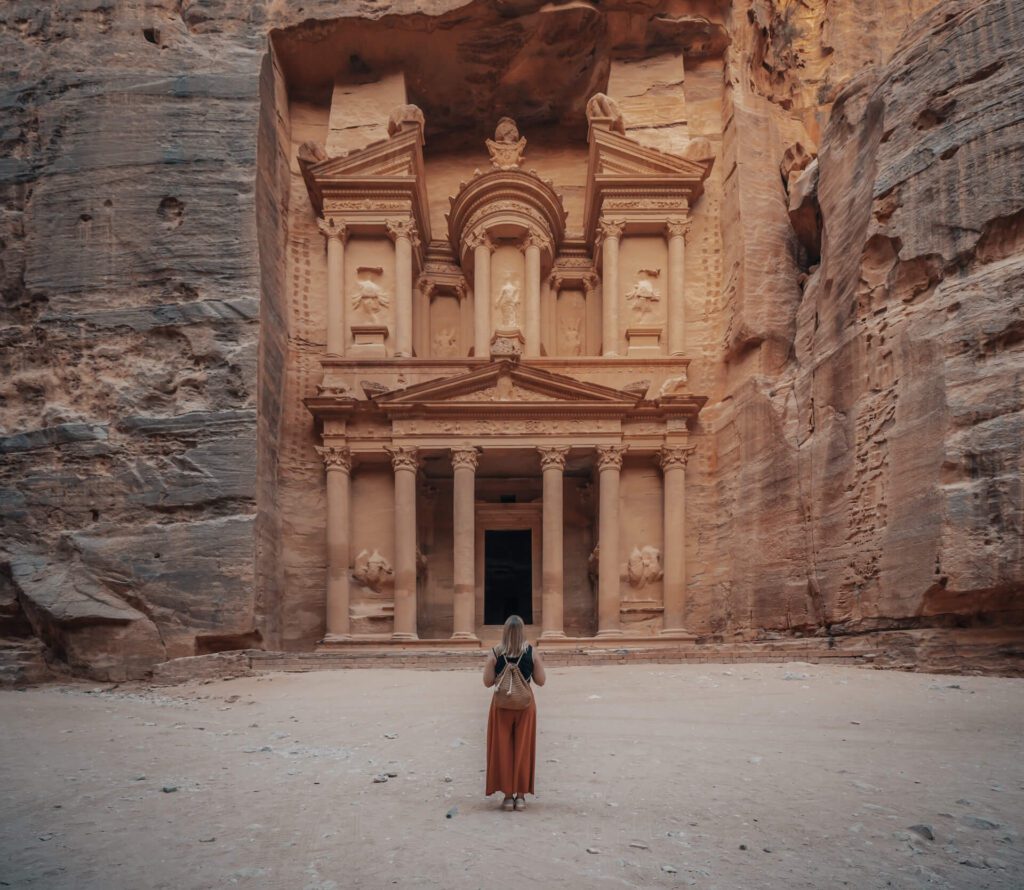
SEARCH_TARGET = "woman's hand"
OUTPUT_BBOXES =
[483,649,497,687]
[532,648,547,687]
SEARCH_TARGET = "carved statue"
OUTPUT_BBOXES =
[495,273,521,329]
[658,374,689,398]
[587,544,599,591]
[433,327,458,357]
[627,545,664,589]
[415,547,428,584]
[625,276,661,320]
[486,117,527,170]
[387,104,425,137]
[562,316,583,356]
[586,93,625,134]
[351,278,390,321]
[353,549,394,592]
[494,117,520,143]
[297,140,328,167]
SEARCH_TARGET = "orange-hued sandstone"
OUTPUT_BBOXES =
[0,0,1021,681]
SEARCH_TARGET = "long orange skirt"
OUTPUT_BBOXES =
[485,697,536,797]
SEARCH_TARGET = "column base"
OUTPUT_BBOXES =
[658,627,698,640]
[449,632,479,642]
[595,628,624,638]
[602,350,621,358]
[321,633,352,643]
[539,630,568,640]
[391,632,420,642]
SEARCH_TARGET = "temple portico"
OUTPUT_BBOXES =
[303,97,711,650]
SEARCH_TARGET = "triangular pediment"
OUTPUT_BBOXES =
[307,126,423,181]
[589,127,712,181]
[375,361,638,410]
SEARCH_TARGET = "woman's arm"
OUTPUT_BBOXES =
[531,648,546,687]
[483,649,497,687]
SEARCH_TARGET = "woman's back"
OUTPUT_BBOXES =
[494,645,533,683]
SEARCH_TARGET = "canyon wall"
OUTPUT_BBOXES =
[0,0,1020,680]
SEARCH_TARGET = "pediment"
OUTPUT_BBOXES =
[306,126,423,182]
[374,361,638,411]
[589,127,712,181]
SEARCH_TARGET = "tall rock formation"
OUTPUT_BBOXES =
[0,0,1020,679]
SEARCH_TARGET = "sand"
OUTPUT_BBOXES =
[1,662,1022,889]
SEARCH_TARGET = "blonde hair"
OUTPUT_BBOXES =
[497,615,526,658]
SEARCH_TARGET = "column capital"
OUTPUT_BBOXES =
[664,217,692,240]
[597,217,626,241]
[537,445,570,471]
[316,444,352,472]
[385,445,419,473]
[658,444,696,470]
[596,444,628,471]
[317,217,348,243]
[385,217,420,248]
[466,227,495,252]
[451,446,480,472]
[522,230,551,254]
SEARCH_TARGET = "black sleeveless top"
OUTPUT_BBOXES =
[494,645,534,683]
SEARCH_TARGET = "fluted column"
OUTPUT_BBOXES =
[598,219,625,357]
[317,218,348,355]
[665,218,689,356]
[317,445,352,637]
[386,219,418,357]
[451,446,479,640]
[470,230,493,358]
[524,233,543,357]
[659,445,696,635]
[538,446,570,639]
[386,446,419,640]
[596,444,627,636]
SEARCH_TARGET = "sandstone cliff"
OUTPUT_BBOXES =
[0,0,1020,680]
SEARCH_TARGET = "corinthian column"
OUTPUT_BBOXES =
[598,219,625,357]
[523,233,543,357]
[386,219,418,357]
[317,218,348,355]
[595,444,627,636]
[659,445,696,636]
[469,229,493,359]
[665,218,690,356]
[538,445,570,639]
[450,446,479,640]
[386,445,419,640]
[316,444,352,637]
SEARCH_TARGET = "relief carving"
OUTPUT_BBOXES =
[627,545,664,589]
[625,271,661,321]
[658,445,696,470]
[450,446,480,471]
[657,374,689,398]
[432,327,459,357]
[495,273,521,329]
[561,316,584,356]
[316,217,347,242]
[316,381,358,399]
[486,117,527,170]
[351,270,390,322]
[596,444,628,470]
[316,445,352,471]
[537,445,571,471]
[353,549,394,592]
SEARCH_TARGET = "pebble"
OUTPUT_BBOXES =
[908,824,935,841]
[372,774,389,784]
[446,807,458,819]
[739,844,748,851]
[384,733,398,739]
[161,786,178,793]
[443,775,453,783]
[628,842,649,850]
[586,847,601,854]
[661,865,677,874]
[960,815,999,830]
[199,837,216,843]
[385,771,398,778]
[783,672,809,681]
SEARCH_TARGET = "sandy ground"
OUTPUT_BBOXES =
[1,663,1022,890]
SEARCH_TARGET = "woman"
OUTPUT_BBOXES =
[483,614,547,811]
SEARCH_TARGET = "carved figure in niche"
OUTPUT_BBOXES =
[353,549,394,592]
[627,545,664,589]
[415,547,428,584]
[351,269,390,321]
[561,316,583,356]
[486,117,527,170]
[587,544,599,591]
[495,272,521,329]
[433,327,458,357]
[625,271,661,321]
[658,374,689,398]
[387,103,425,137]
[586,92,626,134]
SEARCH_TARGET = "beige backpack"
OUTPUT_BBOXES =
[493,647,534,710]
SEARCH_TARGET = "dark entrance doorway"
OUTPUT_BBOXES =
[484,529,533,625]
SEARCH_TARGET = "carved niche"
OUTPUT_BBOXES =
[353,549,394,592]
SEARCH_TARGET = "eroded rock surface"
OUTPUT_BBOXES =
[1,0,1020,678]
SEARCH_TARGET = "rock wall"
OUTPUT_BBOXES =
[1,0,1020,679]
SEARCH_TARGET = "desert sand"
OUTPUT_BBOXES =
[1,663,1022,889]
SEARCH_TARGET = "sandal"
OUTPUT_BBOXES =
[501,797,514,811]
